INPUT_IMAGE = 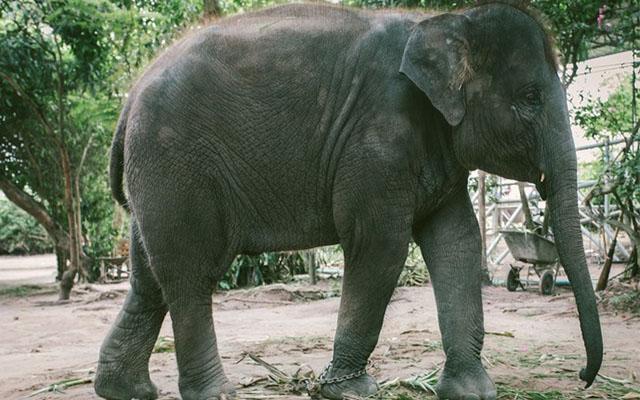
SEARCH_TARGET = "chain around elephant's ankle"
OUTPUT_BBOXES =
[318,362,368,385]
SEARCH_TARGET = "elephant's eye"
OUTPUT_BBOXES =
[524,88,542,105]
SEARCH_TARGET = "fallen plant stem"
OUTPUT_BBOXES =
[244,353,317,395]
[486,331,515,338]
[246,353,290,382]
[215,297,293,305]
[29,376,93,397]
[598,373,633,385]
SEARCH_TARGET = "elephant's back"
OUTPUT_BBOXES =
[131,4,387,96]
[123,3,387,153]
[120,4,414,247]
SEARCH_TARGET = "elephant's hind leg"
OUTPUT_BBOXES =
[163,275,235,400]
[137,202,235,400]
[95,221,168,400]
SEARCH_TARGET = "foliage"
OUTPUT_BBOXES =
[0,197,52,254]
[153,336,176,353]
[575,81,640,207]
[578,160,605,185]
[71,94,123,280]
[603,287,640,315]
[1,0,130,288]
[219,252,307,290]
[575,78,640,278]
[217,0,284,15]
[342,0,638,87]
[398,243,430,286]
[468,173,501,203]
[341,0,470,10]
[398,263,430,287]
[533,1,637,84]
[215,242,430,290]
[0,0,202,291]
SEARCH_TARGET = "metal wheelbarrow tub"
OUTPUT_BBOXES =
[499,229,561,295]
[500,229,559,264]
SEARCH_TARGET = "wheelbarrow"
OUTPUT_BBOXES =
[500,229,561,295]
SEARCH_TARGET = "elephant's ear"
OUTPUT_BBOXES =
[400,13,473,127]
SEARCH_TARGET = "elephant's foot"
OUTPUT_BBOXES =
[180,378,237,400]
[436,362,496,400]
[318,365,378,400]
[94,363,158,400]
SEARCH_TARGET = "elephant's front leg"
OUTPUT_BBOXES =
[415,186,496,400]
[320,220,411,400]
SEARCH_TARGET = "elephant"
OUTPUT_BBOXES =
[95,1,603,400]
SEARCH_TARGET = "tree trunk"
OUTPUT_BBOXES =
[628,246,638,279]
[74,170,87,282]
[517,182,534,230]
[596,228,619,291]
[305,250,317,285]
[478,171,491,284]
[59,146,83,300]
[54,244,68,281]
[203,0,222,18]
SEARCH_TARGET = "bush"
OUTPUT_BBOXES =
[218,252,307,290]
[0,198,52,255]
[398,243,430,287]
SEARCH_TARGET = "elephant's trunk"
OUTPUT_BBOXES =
[543,115,603,387]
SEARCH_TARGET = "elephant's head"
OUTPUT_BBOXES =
[400,1,602,387]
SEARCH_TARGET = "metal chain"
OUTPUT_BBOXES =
[317,362,368,385]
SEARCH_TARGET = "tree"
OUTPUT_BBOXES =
[341,0,639,87]
[0,0,201,299]
[533,0,637,86]
[577,80,640,280]
[0,0,107,298]
[0,197,52,254]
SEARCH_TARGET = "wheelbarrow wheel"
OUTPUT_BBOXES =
[539,269,555,295]
[507,268,519,292]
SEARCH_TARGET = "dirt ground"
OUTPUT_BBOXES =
[0,254,58,287]
[1,258,639,400]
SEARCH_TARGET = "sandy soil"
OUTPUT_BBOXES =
[0,265,638,400]
[0,255,57,287]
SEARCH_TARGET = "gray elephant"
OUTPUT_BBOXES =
[95,1,602,400]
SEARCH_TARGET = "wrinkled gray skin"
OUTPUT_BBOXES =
[95,3,603,400]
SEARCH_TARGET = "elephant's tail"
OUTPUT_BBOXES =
[109,101,131,212]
